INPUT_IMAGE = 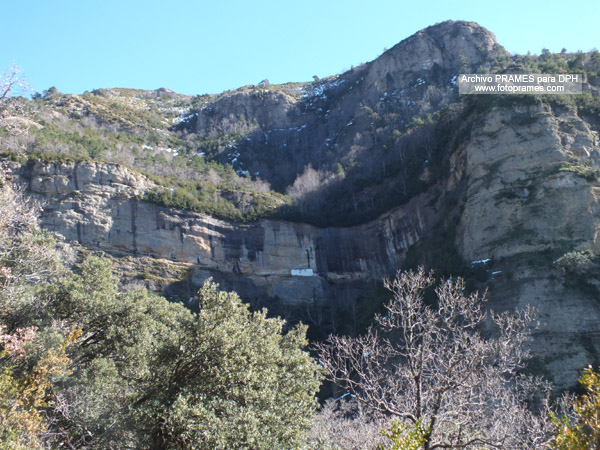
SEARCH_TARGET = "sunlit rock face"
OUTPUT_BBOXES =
[25,159,443,304]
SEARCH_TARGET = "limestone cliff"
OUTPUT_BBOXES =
[20,159,445,305]
[456,101,600,387]
[19,96,600,389]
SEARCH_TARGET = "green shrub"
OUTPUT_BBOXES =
[554,251,594,276]
[549,366,600,449]
[559,162,600,181]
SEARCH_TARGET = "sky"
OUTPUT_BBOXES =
[1,0,599,96]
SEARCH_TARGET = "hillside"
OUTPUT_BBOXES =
[2,20,600,389]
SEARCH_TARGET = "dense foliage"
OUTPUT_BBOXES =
[144,175,287,222]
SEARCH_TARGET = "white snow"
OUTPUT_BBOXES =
[471,259,491,265]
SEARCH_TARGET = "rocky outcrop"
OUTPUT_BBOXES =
[22,94,600,389]
[458,103,600,260]
[194,90,301,138]
[24,159,446,306]
[454,101,600,387]
[188,21,506,189]
[363,21,502,101]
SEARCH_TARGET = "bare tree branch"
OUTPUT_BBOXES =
[317,267,553,449]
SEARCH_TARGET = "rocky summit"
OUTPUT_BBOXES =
[3,20,600,389]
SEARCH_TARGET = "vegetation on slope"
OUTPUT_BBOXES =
[1,48,599,226]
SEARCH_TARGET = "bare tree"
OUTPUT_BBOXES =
[286,164,339,214]
[0,162,70,334]
[308,397,390,450]
[317,267,552,450]
[287,165,324,198]
[0,62,33,143]
[252,177,272,194]
[0,164,61,286]
[0,62,27,101]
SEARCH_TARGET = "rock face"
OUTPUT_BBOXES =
[14,20,600,389]
[190,20,506,190]
[363,21,500,98]
[455,102,600,388]
[458,103,600,260]
[25,159,445,306]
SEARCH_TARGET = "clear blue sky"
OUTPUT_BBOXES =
[2,0,598,96]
